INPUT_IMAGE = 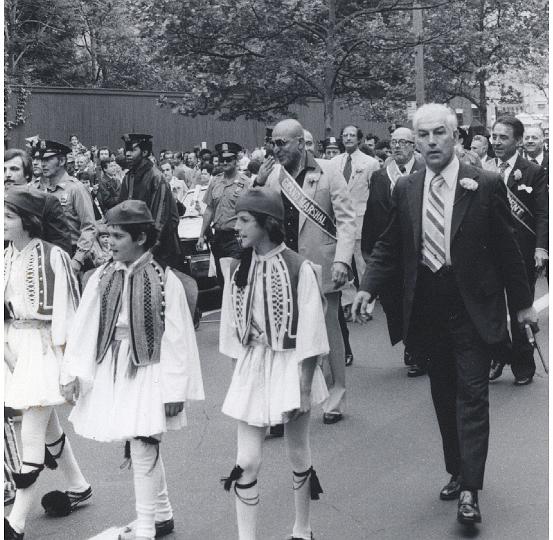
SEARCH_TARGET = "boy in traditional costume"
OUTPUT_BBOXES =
[4,189,92,540]
[219,189,329,540]
[60,200,205,540]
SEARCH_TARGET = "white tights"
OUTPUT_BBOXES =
[8,406,89,534]
[131,438,172,539]
[233,412,313,540]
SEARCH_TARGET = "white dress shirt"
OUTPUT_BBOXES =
[422,156,459,265]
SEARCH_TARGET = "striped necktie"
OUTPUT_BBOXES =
[422,174,446,272]
[343,154,352,183]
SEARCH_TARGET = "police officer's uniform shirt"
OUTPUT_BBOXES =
[204,172,250,230]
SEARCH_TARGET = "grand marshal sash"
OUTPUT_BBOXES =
[279,166,337,240]
[506,187,536,236]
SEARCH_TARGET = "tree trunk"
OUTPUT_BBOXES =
[478,73,487,124]
[323,0,336,135]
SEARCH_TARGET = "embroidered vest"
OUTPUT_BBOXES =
[96,256,166,368]
[230,248,304,351]
[4,240,79,320]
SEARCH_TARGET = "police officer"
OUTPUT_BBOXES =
[119,133,182,270]
[36,140,96,272]
[197,142,251,285]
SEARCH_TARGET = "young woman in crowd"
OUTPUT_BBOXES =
[60,200,204,540]
[219,188,329,540]
[4,189,92,540]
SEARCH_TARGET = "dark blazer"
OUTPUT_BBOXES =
[361,162,533,347]
[507,155,548,270]
[41,191,72,254]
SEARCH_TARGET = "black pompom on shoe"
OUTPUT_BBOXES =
[41,490,72,517]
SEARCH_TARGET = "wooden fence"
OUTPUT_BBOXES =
[6,86,389,153]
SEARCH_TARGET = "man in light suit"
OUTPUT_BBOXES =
[360,127,426,376]
[331,125,379,319]
[486,116,548,385]
[353,104,536,525]
[256,119,356,424]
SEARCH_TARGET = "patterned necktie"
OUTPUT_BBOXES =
[422,174,446,272]
[399,165,406,174]
[531,158,539,165]
[343,154,352,183]
[498,161,509,181]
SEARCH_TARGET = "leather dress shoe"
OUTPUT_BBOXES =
[439,475,461,500]
[345,353,353,367]
[323,412,343,425]
[488,361,504,381]
[407,364,426,377]
[457,490,481,524]
[514,376,533,386]
[155,517,175,537]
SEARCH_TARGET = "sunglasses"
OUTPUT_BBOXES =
[271,136,301,148]
[220,157,235,163]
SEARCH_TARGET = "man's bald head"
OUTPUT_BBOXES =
[273,119,304,140]
[272,119,306,172]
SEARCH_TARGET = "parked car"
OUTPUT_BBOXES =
[178,185,219,292]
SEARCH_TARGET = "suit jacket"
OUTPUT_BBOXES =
[265,158,356,294]
[361,161,533,347]
[360,159,424,344]
[506,155,548,261]
[331,150,379,239]
[43,193,73,254]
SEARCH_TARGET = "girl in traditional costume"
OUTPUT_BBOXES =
[4,189,92,540]
[220,189,329,540]
[61,200,204,540]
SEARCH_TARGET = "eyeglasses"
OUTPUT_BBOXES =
[390,139,414,147]
[220,157,235,163]
[271,136,300,148]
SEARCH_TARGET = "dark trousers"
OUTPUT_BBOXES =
[210,229,242,286]
[337,299,352,357]
[409,266,492,491]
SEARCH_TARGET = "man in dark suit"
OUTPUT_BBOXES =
[361,127,426,376]
[353,104,536,526]
[487,117,548,385]
[523,126,549,178]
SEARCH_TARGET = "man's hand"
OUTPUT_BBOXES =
[61,379,80,404]
[331,262,349,288]
[352,291,376,323]
[255,156,276,186]
[517,305,539,333]
[535,248,548,269]
[70,259,82,274]
[165,402,184,417]
[196,236,206,251]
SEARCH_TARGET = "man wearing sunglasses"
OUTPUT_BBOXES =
[255,119,356,425]
[198,142,251,285]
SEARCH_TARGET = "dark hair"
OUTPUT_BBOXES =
[5,148,33,181]
[234,212,285,287]
[5,202,44,238]
[366,133,379,143]
[201,163,214,174]
[375,140,390,150]
[159,159,174,170]
[115,155,127,169]
[376,150,388,162]
[494,116,524,140]
[247,160,261,175]
[359,143,376,157]
[98,146,110,156]
[115,222,159,251]
[341,124,364,142]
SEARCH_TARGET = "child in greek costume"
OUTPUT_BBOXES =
[61,200,205,540]
[4,189,92,540]
[220,188,329,540]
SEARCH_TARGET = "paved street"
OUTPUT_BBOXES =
[21,279,548,540]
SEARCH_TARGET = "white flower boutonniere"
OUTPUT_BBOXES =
[513,169,522,181]
[305,172,319,186]
[460,178,478,191]
[517,184,533,193]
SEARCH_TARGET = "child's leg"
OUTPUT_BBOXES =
[45,409,89,492]
[131,438,162,539]
[224,421,265,540]
[154,454,173,523]
[4,414,21,505]
[8,406,52,533]
[285,411,320,540]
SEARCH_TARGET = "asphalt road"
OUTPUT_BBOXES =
[19,278,548,540]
